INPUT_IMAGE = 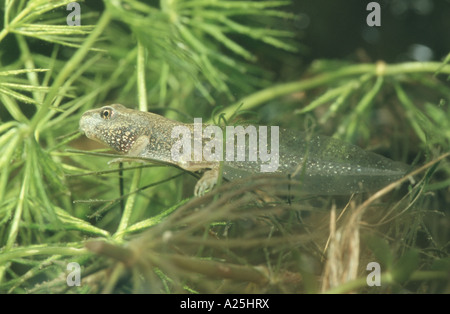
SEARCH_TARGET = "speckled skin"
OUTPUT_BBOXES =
[80,104,219,195]
[80,104,189,165]
[79,104,409,195]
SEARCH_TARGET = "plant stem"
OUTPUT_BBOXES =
[29,9,111,133]
[114,168,142,241]
[137,40,148,111]
[213,62,450,122]
[0,245,87,264]
[5,141,31,251]
[324,270,448,294]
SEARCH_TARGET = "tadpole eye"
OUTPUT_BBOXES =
[100,107,114,120]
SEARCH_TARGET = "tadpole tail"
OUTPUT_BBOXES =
[223,129,410,195]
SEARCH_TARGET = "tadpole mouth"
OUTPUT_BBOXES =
[79,114,98,141]
[79,116,88,134]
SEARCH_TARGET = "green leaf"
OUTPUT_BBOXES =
[54,207,110,237]
[392,249,420,284]
[431,257,450,272]
[0,86,40,105]
[365,235,394,269]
